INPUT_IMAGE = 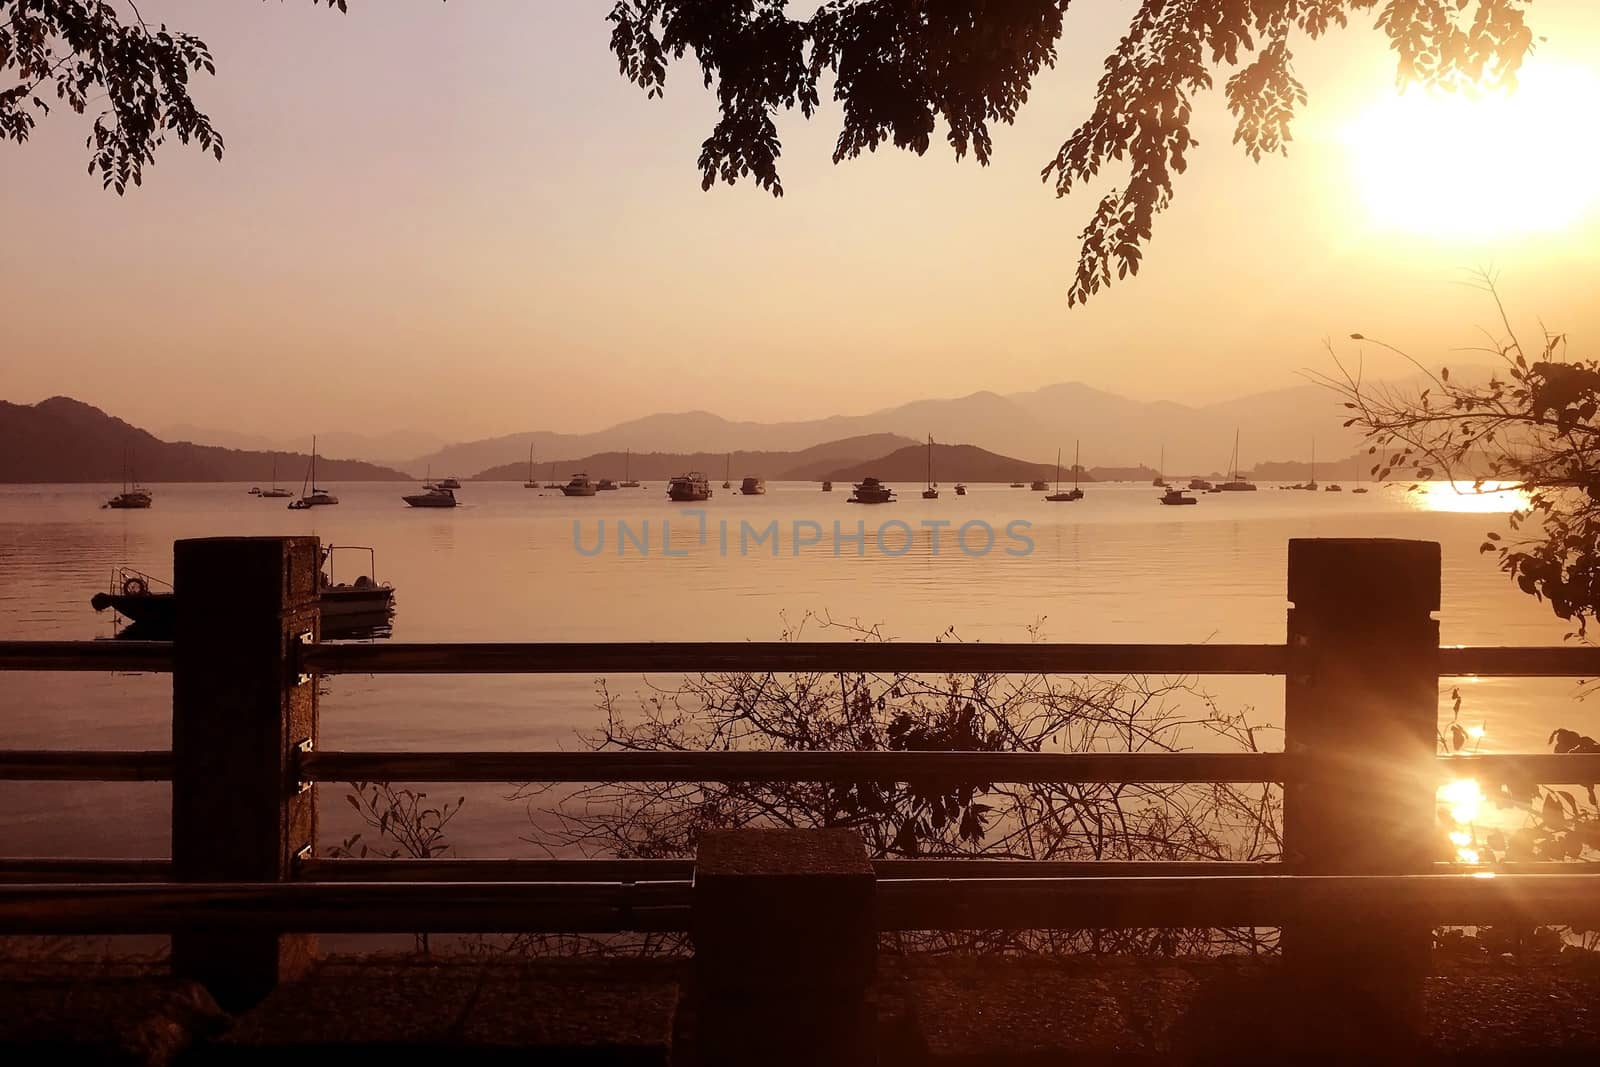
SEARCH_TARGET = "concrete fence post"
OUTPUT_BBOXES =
[1283,537,1440,1038]
[170,536,321,1009]
[693,828,877,1066]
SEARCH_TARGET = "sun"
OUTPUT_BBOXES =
[1343,60,1600,240]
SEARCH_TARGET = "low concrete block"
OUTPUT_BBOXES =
[694,827,876,990]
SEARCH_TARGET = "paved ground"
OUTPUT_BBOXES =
[2,951,1598,1064]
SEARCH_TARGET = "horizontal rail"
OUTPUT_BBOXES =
[301,750,1600,786]
[1439,645,1600,677]
[3,750,1597,786]
[1437,753,1600,781]
[6,857,1590,884]
[301,750,1291,784]
[300,641,1291,676]
[0,881,692,934]
[0,858,173,883]
[5,639,1599,680]
[876,873,1600,930]
[5,874,1599,933]
[0,751,173,781]
[0,641,174,673]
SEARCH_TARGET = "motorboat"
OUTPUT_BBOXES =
[1188,477,1214,492]
[668,472,713,502]
[1160,488,1198,506]
[1028,479,1049,492]
[248,487,262,495]
[437,477,462,490]
[821,480,833,492]
[740,477,766,495]
[90,546,395,636]
[403,484,458,508]
[954,483,967,496]
[562,474,599,497]
[597,479,619,491]
[848,477,895,504]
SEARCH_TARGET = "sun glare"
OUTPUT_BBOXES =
[1345,61,1600,239]
[1410,480,1529,514]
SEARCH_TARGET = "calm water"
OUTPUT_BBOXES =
[0,480,1579,858]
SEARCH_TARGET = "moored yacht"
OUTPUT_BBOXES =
[821,480,833,492]
[288,437,339,509]
[1217,430,1258,492]
[105,451,152,509]
[848,477,895,504]
[403,484,457,508]
[1188,477,1214,492]
[1160,488,1198,506]
[740,477,766,495]
[562,473,599,497]
[668,472,713,502]
[597,479,620,491]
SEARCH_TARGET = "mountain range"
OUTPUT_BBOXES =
[400,379,1378,479]
[0,398,408,483]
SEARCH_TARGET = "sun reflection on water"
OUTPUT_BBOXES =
[1440,778,1486,863]
[1409,481,1530,514]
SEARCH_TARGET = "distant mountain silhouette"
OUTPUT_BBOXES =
[472,434,918,482]
[406,377,1430,477]
[161,423,446,465]
[0,397,409,482]
[821,443,1097,485]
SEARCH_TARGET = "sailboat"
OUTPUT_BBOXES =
[1152,445,1168,487]
[1045,443,1084,502]
[620,449,641,488]
[105,449,153,509]
[1297,440,1319,491]
[544,462,562,489]
[722,453,732,490]
[922,434,939,499]
[288,436,339,509]
[1217,430,1258,492]
[1352,463,1369,494]
[260,459,293,498]
[524,443,538,488]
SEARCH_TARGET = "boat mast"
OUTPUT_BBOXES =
[1074,440,1081,491]
[1054,448,1062,492]
[528,442,535,482]
[926,434,933,490]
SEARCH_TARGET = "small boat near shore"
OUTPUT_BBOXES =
[821,480,833,492]
[954,483,967,496]
[90,546,395,636]
[740,477,766,495]
[1160,488,1197,506]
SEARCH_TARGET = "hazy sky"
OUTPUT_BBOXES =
[3,1,1598,441]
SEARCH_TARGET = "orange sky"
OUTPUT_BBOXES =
[2,0,1597,441]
